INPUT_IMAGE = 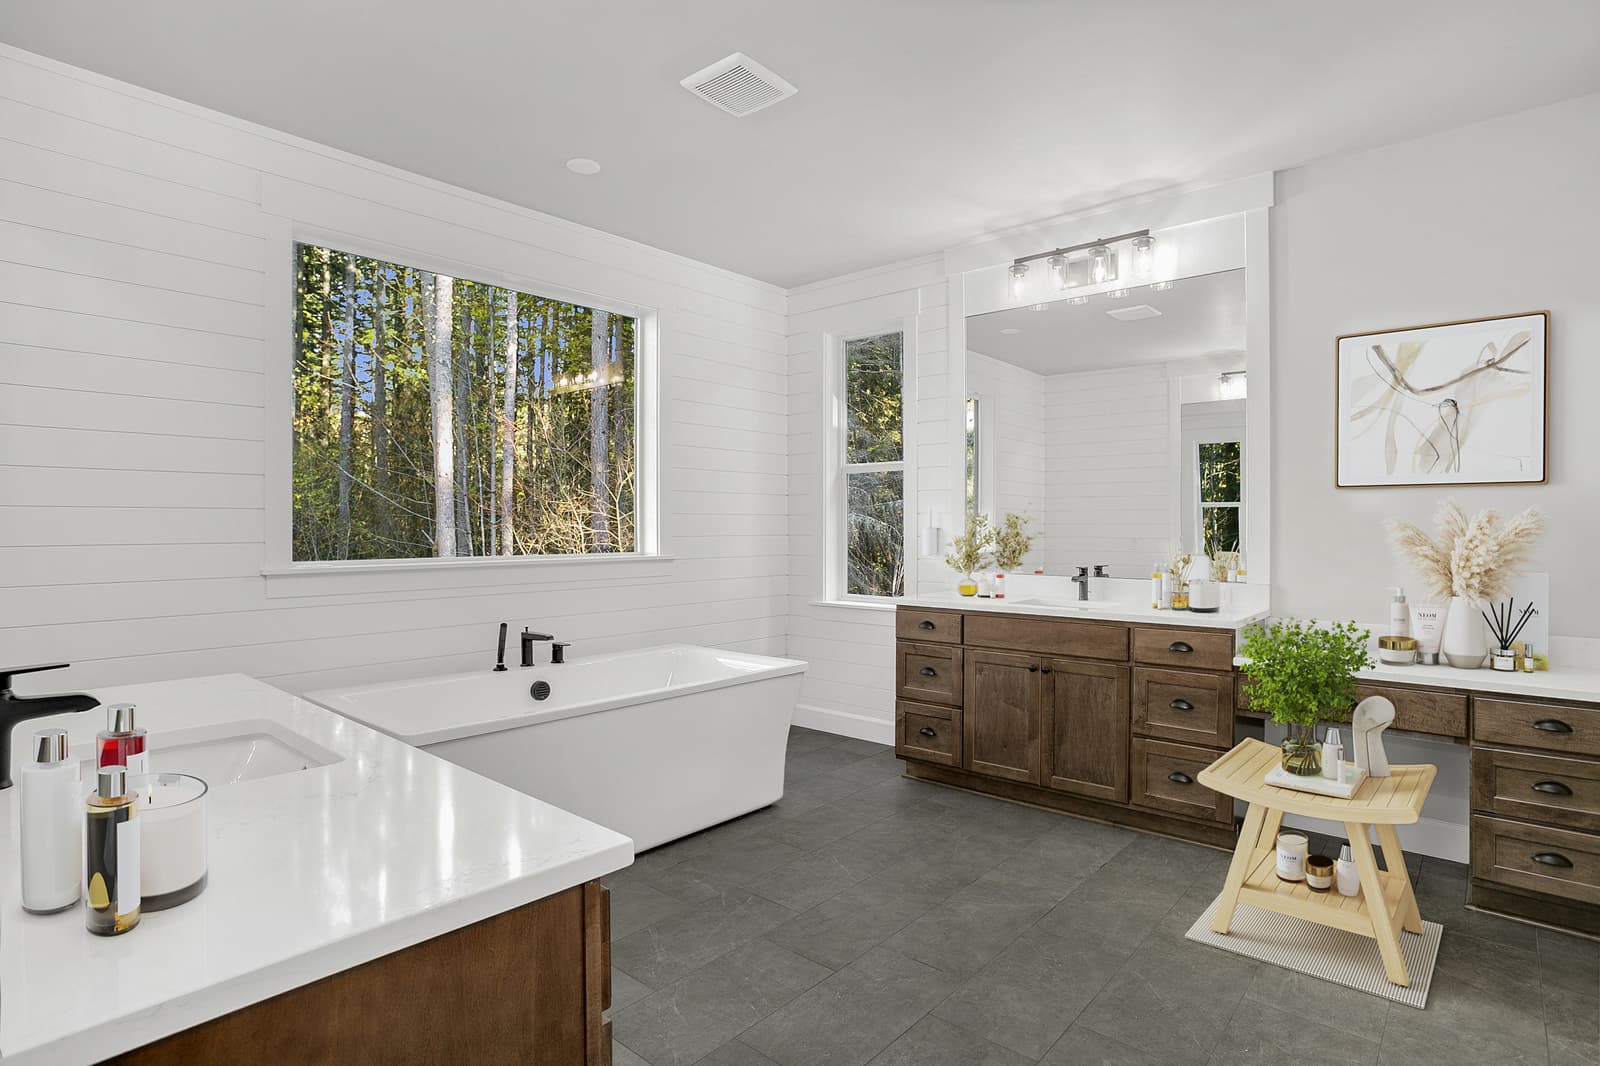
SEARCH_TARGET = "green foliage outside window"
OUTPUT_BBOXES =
[1198,440,1241,559]
[292,244,636,561]
[843,333,905,596]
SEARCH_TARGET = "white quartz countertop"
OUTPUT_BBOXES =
[1354,660,1600,703]
[0,674,634,1066]
[904,594,1267,630]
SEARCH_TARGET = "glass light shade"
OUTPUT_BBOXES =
[1047,254,1069,290]
[1131,235,1156,279]
[1149,280,1175,292]
[1106,288,1129,299]
[1008,263,1029,302]
[1067,295,1090,305]
[1088,245,1110,285]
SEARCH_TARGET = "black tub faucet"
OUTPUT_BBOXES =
[1,663,99,790]
[521,628,554,668]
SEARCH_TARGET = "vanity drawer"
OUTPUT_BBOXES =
[1471,814,1600,906]
[1472,747,1600,833]
[896,642,963,706]
[963,612,1128,661]
[896,700,961,767]
[1130,737,1233,825]
[1474,697,1600,757]
[1133,668,1234,749]
[1132,627,1234,672]
[896,608,962,646]
[1356,682,1467,739]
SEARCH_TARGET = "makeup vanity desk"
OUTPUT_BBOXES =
[1236,659,1600,937]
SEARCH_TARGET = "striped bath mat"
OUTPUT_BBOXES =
[1185,895,1442,1009]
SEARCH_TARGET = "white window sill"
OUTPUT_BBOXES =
[262,553,674,598]
[808,598,899,613]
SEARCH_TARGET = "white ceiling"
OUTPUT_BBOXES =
[967,269,1244,375]
[5,2,1599,287]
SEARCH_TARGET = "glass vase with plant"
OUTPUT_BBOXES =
[945,514,992,597]
[992,513,1033,573]
[1239,618,1374,775]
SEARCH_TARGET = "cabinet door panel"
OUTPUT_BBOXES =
[1042,660,1130,803]
[963,650,1041,784]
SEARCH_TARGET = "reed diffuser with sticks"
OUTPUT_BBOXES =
[1483,600,1538,672]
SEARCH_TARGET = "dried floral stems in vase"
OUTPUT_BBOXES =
[1387,500,1544,601]
[991,513,1033,572]
[945,513,992,579]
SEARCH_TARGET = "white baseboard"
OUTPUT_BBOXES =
[1281,812,1469,864]
[791,702,894,746]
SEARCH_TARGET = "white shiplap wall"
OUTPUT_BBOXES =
[1042,365,1175,576]
[0,46,790,694]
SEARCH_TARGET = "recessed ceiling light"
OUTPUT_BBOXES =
[1105,304,1163,322]
[1000,327,1022,335]
[566,157,601,176]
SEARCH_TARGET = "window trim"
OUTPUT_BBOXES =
[821,317,916,604]
[262,217,661,580]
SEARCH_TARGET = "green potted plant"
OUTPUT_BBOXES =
[991,513,1033,573]
[1239,618,1374,775]
[945,513,992,596]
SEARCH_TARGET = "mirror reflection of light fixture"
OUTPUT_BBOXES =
[1219,370,1247,400]
[1105,288,1129,299]
[1008,262,1029,302]
[1067,294,1090,305]
[1047,254,1069,290]
[1150,279,1174,292]
[1026,303,1050,312]
[1088,244,1111,285]
[1131,235,1156,279]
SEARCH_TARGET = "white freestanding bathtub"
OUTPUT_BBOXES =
[306,645,806,851]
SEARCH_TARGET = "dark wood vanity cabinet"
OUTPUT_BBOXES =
[895,606,1236,848]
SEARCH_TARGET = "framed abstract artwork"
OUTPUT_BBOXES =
[1335,311,1548,488]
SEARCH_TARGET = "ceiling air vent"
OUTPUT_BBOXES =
[1105,304,1163,322]
[680,52,797,117]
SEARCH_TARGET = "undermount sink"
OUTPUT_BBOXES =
[145,720,342,785]
[1005,597,1115,611]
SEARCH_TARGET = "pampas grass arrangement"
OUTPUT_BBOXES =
[1387,500,1544,601]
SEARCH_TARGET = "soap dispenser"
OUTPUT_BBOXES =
[1389,587,1410,639]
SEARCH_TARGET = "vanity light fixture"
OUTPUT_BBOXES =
[1219,370,1247,400]
[1008,263,1029,302]
[1009,230,1152,298]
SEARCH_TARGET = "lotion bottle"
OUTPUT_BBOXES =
[1322,727,1344,782]
[86,764,141,936]
[1335,843,1361,897]
[1389,587,1410,639]
[1151,566,1164,609]
[20,729,82,914]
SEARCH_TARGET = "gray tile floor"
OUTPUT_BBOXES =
[608,727,1600,1066]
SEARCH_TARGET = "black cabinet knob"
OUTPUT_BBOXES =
[1532,780,1574,797]
[1532,852,1574,869]
[1169,698,1194,712]
[1169,641,1193,654]
[1534,719,1574,733]
[1167,771,1194,785]
[918,726,938,738]
[918,620,936,630]
[919,666,937,677]
[1041,667,1053,675]
[1027,664,1040,672]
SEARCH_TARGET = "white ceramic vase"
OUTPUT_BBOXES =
[1440,595,1486,668]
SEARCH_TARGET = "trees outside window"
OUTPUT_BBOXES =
[292,243,637,561]
[842,332,905,597]
[1198,440,1242,559]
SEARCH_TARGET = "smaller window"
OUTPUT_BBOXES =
[841,332,905,597]
[964,395,980,520]
[1197,440,1242,558]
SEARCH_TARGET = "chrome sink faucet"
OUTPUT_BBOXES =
[1071,567,1091,601]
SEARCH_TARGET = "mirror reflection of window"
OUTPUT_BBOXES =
[1198,440,1242,558]
[964,395,979,520]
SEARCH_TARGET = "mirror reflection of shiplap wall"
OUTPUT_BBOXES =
[964,268,1247,578]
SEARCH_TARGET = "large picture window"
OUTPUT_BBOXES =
[291,243,637,561]
[841,332,905,597]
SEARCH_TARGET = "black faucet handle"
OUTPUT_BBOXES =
[0,663,71,691]
[551,642,570,665]
[1093,565,1108,577]
[1076,566,1089,578]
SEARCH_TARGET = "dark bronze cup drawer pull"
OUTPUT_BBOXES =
[1027,664,1040,672]
[1168,641,1193,653]
[1167,771,1194,785]
[919,666,938,677]
[1534,719,1574,733]
[1169,698,1194,711]
[918,620,936,630]
[1532,780,1575,796]
[1532,852,1574,869]
[918,726,938,738]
